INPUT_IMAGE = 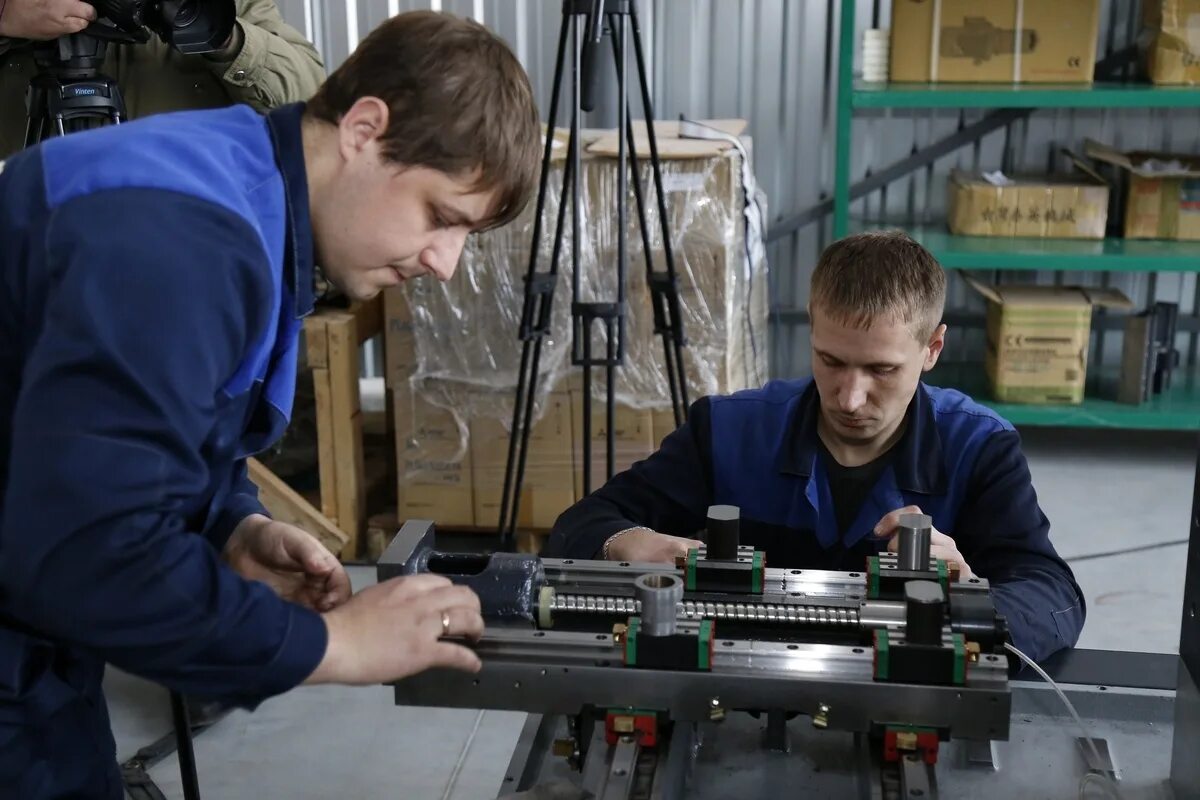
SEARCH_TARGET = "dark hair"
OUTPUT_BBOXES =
[810,230,946,339]
[306,10,541,230]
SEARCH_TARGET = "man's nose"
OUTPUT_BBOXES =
[425,229,470,282]
[838,372,868,413]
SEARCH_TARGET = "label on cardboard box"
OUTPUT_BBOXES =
[661,172,708,193]
[471,393,575,531]
[392,388,474,527]
[571,394,655,497]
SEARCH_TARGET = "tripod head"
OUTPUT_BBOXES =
[24,30,130,144]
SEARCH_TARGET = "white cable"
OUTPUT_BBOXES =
[676,117,768,387]
[1003,642,1121,800]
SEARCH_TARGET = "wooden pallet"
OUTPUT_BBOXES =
[303,297,384,560]
[246,297,385,561]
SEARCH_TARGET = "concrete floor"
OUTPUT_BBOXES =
[105,427,1196,798]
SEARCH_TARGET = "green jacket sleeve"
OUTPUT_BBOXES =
[204,0,326,110]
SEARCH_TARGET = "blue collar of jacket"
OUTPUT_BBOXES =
[265,103,316,319]
[776,381,948,495]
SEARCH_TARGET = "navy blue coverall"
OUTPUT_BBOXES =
[547,379,1086,664]
[0,103,326,798]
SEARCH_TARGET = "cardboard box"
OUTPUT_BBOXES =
[652,408,681,446]
[392,387,474,528]
[1085,139,1200,240]
[966,277,1132,404]
[1141,0,1200,85]
[383,286,416,383]
[947,169,1108,239]
[890,0,1100,84]
[471,393,575,532]
[571,394,656,498]
[385,284,474,527]
[587,121,770,398]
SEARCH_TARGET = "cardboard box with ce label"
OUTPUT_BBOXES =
[965,277,1133,404]
[890,0,1101,84]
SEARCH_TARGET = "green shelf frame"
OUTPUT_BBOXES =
[854,225,1200,272]
[831,2,1200,429]
[852,81,1200,110]
[926,365,1200,430]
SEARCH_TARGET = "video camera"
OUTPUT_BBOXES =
[80,0,236,55]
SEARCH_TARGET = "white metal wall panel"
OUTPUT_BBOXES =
[279,0,1193,378]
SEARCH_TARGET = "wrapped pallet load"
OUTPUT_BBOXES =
[383,121,769,529]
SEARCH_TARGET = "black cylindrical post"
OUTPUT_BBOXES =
[905,580,945,646]
[706,504,740,561]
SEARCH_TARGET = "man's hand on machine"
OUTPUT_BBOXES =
[602,527,703,564]
[872,505,974,579]
[305,574,485,685]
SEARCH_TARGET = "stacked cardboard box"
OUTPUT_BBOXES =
[890,0,1100,84]
[1141,0,1200,85]
[569,390,656,499]
[965,277,1132,404]
[1086,139,1200,241]
[471,391,576,532]
[586,120,770,400]
[383,121,766,530]
[947,169,1108,239]
[384,288,475,527]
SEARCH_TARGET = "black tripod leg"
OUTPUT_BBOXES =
[500,10,571,546]
[629,3,690,425]
[169,691,201,800]
[581,325,592,496]
[605,317,616,481]
[610,26,685,431]
[571,8,591,498]
[509,149,573,542]
[608,9,628,484]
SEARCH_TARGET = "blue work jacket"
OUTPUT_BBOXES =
[0,103,325,798]
[547,379,1086,664]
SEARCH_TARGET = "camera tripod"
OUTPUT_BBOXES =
[497,0,690,546]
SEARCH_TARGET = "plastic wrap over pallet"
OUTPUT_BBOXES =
[403,120,766,418]
[385,122,768,526]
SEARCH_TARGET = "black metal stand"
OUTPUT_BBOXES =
[498,0,689,546]
[169,690,203,800]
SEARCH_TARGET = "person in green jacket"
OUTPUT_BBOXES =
[0,0,325,156]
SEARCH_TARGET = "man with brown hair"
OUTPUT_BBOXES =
[0,11,540,798]
[548,230,1085,666]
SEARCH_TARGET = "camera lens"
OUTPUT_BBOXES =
[172,0,198,26]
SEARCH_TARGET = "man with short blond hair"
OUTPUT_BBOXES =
[0,11,540,798]
[548,230,1085,666]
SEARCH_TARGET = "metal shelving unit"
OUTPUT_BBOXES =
[833,1,1200,430]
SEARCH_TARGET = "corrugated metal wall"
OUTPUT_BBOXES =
[281,0,1198,380]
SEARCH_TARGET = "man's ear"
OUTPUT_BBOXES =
[923,323,947,372]
[336,97,389,161]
